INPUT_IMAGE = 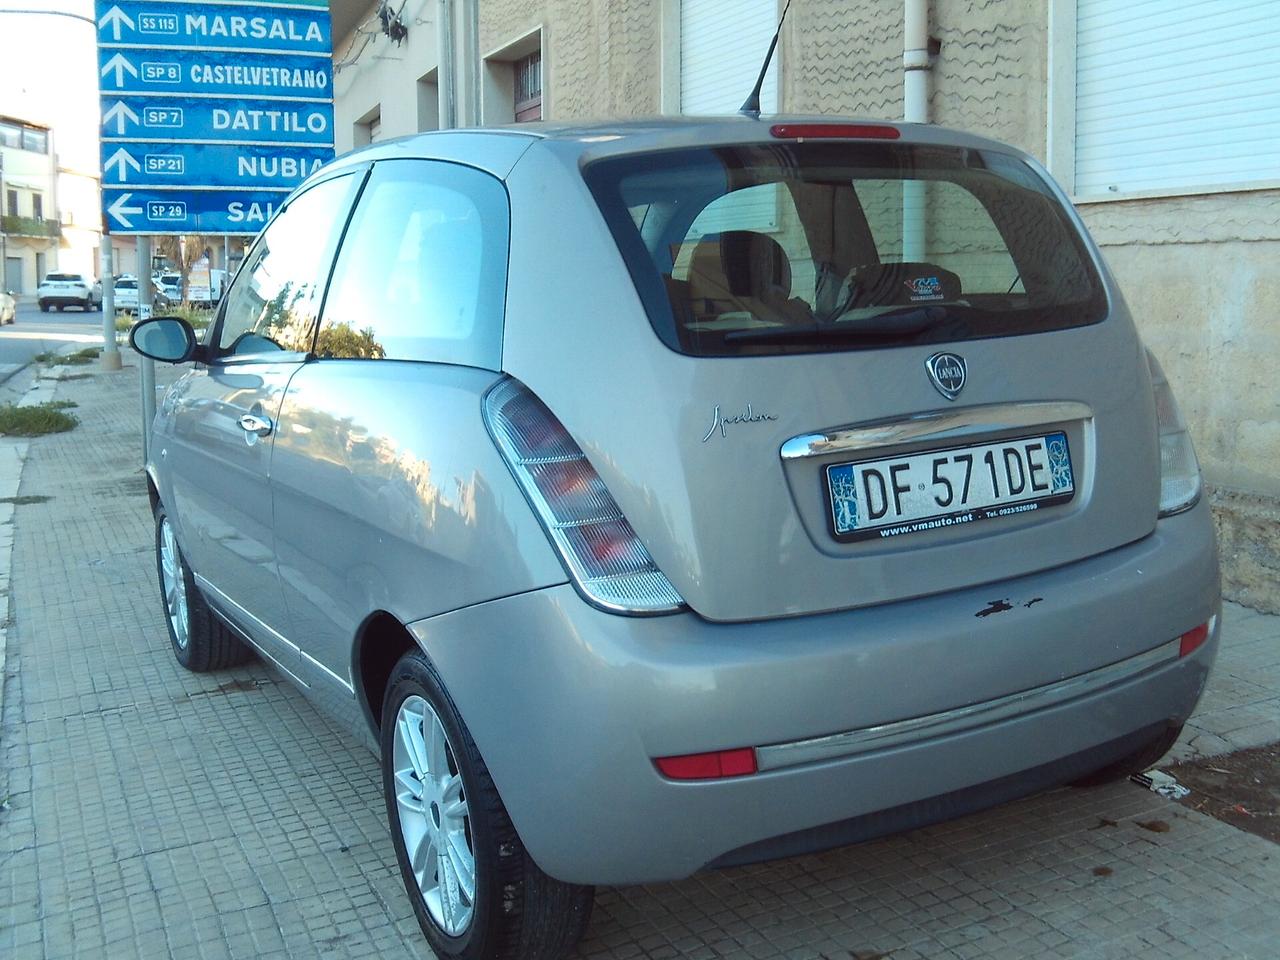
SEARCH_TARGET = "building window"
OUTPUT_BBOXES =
[5,190,16,217]
[32,194,43,220]
[483,29,543,125]
[1072,0,1280,198]
[514,50,542,122]
[21,127,47,153]
[0,118,49,153]
[680,0,778,115]
[353,107,381,148]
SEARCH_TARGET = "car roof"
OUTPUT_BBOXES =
[314,115,1032,183]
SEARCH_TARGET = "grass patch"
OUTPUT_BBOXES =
[0,495,52,505]
[32,347,101,366]
[0,402,79,437]
[45,400,77,410]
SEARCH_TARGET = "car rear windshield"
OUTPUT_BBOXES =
[583,142,1108,357]
[44,273,79,282]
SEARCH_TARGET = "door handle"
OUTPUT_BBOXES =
[237,413,273,437]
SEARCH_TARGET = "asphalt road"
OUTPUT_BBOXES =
[0,299,112,377]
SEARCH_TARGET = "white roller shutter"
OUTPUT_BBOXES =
[1075,0,1280,197]
[681,0,779,115]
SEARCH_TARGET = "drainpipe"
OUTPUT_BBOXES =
[903,0,931,124]
[902,0,930,260]
[436,0,457,129]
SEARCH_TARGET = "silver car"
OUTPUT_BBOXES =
[130,118,1220,960]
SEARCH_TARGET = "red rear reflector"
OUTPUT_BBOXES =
[1178,622,1210,657]
[770,123,901,140]
[655,747,758,780]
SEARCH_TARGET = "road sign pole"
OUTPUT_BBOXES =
[100,244,121,371]
[137,235,155,462]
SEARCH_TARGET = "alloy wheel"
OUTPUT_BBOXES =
[158,516,189,649]
[392,694,476,937]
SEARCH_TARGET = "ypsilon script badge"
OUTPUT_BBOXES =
[925,352,967,401]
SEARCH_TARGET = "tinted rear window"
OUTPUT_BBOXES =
[584,142,1107,357]
[44,273,79,282]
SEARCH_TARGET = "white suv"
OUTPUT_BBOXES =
[36,272,102,312]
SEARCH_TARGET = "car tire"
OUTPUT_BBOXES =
[82,296,92,311]
[381,649,594,960]
[39,301,49,313]
[1069,724,1184,788]
[154,503,253,672]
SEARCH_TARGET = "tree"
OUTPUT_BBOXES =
[153,234,218,303]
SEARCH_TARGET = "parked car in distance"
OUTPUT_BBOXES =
[130,117,1221,960]
[0,290,15,324]
[157,273,183,305]
[112,275,138,313]
[36,272,101,312]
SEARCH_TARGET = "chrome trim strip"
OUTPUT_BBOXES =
[301,650,356,693]
[194,574,302,657]
[196,575,354,692]
[755,639,1181,772]
[779,401,1094,460]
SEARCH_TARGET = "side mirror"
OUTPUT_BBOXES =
[130,316,201,363]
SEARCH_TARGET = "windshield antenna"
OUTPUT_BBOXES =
[740,0,793,119]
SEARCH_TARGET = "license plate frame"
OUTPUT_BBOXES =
[824,431,1076,543]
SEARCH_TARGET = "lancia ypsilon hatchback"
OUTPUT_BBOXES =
[131,118,1220,960]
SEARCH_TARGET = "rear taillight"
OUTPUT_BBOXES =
[655,748,758,780]
[484,378,686,615]
[1146,349,1202,517]
[1178,620,1212,658]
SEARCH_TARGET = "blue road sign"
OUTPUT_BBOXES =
[100,95,333,144]
[101,142,333,189]
[96,0,334,235]
[104,188,288,234]
[96,1,331,53]
[98,47,332,99]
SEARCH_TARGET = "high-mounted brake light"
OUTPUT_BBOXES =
[484,378,686,615]
[1146,349,1202,517]
[770,123,901,140]
[655,748,758,780]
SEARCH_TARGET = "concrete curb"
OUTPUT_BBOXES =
[0,346,73,723]
[0,370,52,726]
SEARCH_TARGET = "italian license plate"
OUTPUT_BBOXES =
[825,431,1075,542]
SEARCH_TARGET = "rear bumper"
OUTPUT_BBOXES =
[409,498,1219,885]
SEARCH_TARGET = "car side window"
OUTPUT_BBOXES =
[315,159,509,367]
[216,173,357,359]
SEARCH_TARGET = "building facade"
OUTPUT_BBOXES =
[0,117,61,293]
[331,0,1279,610]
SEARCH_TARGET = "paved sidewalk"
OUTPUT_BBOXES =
[1,361,1278,960]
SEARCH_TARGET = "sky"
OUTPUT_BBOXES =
[0,0,102,175]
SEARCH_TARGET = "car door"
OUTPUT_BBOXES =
[164,170,363,677]
[269,158,521,718]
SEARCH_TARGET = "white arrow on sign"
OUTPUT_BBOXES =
[102,100,140,135]
[97,5,135,41]
[107,192,144,229]
[104,147,141,182]
[100,53,138,87]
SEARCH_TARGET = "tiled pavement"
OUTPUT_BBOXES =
[1,361,1278,960]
